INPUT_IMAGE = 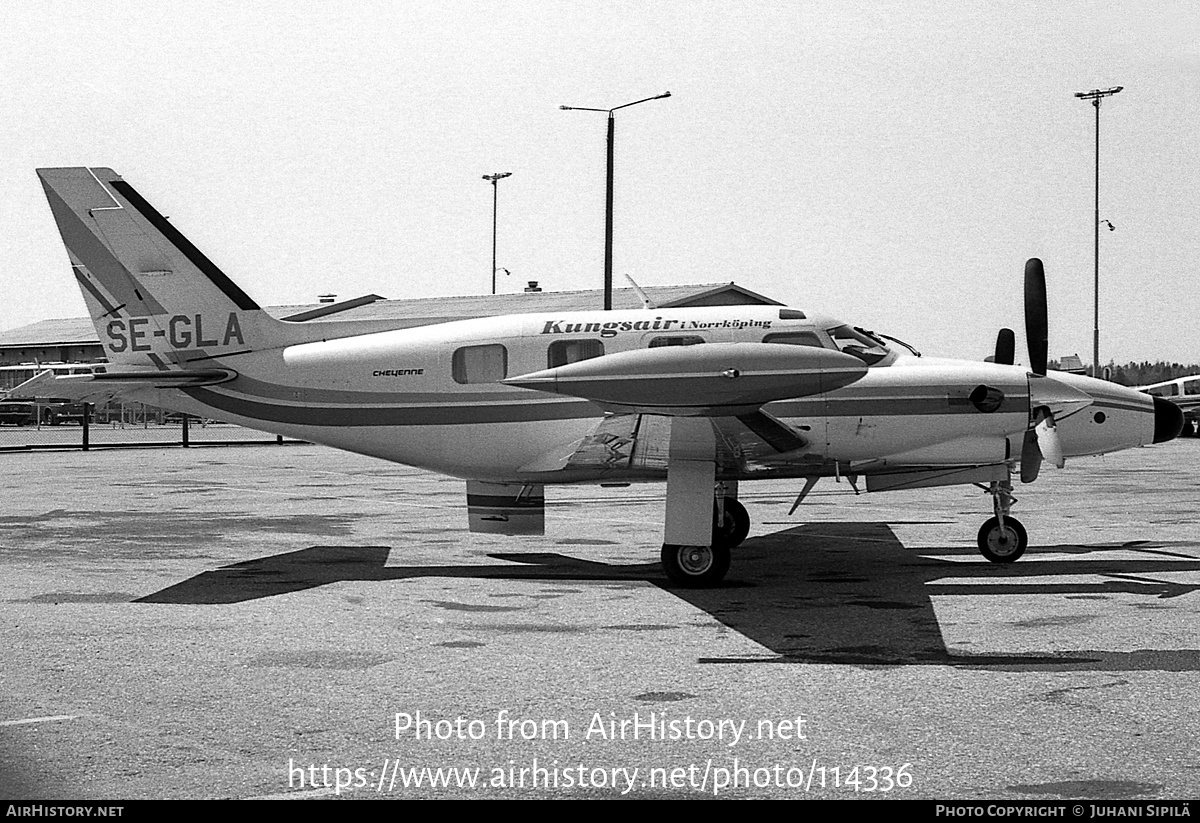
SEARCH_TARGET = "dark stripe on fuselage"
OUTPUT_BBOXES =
[771,394,1031,418]
[182,383,1033,429]
[222,372,525,405]
[198,370,1036,416]
[109,180,261,311]
[183,387,601,426]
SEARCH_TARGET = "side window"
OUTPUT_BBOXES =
[1184,380,1200,396]
[452,344,508,384]
[548,339,604,368]
[649,336,705,348]
[763,332,826,348]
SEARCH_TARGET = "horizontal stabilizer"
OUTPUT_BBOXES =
[504,342,866,416]
[10,368,236,402]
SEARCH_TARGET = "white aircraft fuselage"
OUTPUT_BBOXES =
[114,306,1153,483]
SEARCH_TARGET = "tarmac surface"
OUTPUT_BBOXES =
[1,439,1198,800]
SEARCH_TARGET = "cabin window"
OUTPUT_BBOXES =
[649,336,705,348]
[1149,384,1179,397]
[548,339,604,368]
[763,332,825,348]
[452,344,508,384]
[1185,379,1200,396]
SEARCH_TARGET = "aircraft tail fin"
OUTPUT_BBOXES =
[37,167,284,367]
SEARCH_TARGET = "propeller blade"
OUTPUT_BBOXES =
[1024,258,1048,375]
[994,328,1015,365]
[1020,429,1043,483]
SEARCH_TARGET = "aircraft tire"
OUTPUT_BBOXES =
[661,543,730,587]
[977,516,1027,563]
[712,499,751,550]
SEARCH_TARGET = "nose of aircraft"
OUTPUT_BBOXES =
[1153,396,1184,443]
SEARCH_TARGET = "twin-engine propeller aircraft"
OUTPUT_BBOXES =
[20,168,1184,586]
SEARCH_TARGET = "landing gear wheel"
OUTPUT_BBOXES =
[661,543,730,587]
[712,498,750,550]
[977,516,1027,563]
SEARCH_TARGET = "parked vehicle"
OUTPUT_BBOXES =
[0,401,37,426]
[38,400,88,426]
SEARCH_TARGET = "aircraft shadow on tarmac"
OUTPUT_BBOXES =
[137,522,1200,672]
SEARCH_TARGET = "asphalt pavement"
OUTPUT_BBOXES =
[1,440,1198,799]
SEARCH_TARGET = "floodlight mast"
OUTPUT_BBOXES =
[1074,86,1123,379]
[561,92,671,309]
[482,172,512,295]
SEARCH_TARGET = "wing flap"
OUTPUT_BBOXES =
[518,409,814,477]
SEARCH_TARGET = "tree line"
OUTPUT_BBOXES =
[1048,360,1200,387]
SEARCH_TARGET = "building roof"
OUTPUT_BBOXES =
[0,318,103,348]
[0,283,782,348]
[272,282,781,321]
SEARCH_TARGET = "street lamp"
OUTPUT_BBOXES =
[561,92,671,310]
[482,172,512,295]
[1074,85,1123,379]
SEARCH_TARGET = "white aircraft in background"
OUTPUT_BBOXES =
[17,167,1184,587]
[1138,375,1200,438]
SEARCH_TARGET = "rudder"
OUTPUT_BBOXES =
[38,167,280,367]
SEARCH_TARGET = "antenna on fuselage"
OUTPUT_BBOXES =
[623,274,656,309]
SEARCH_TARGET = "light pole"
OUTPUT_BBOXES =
[561,92,671,310]
[1074,85,1122,379]
[482,172,512,295]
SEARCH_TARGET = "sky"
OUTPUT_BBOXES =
[1,1,1197,366]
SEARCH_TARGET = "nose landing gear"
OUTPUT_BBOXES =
[977,478,1027,563]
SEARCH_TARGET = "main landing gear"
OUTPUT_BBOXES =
[977,478,1027,563]
[660,420,759,587]
[713,498,750,551]
[661,497,750,587]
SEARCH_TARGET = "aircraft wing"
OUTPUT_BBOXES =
[10,368,236,403]
[510,344,865,476]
